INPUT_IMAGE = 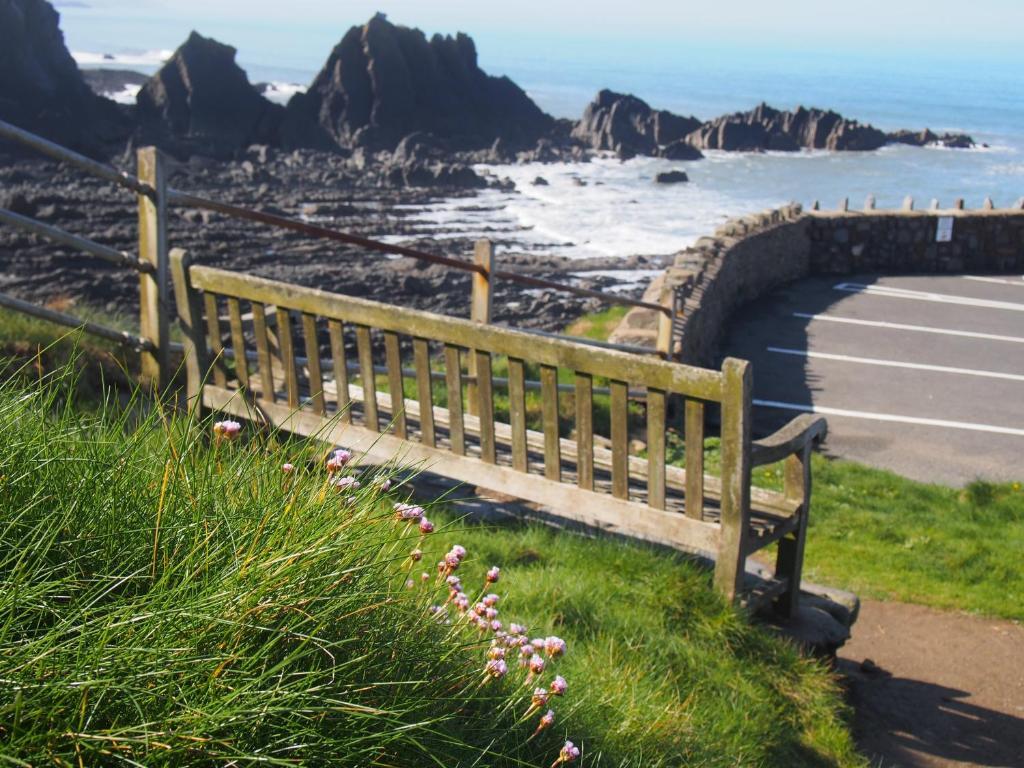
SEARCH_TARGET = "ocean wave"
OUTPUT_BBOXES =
[259,82,307,105]
[73,49,172,69]
[102,83,141,104]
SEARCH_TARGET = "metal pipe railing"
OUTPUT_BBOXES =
[0,208,154,273]
[0,290,153,351]
[0,119,155,199]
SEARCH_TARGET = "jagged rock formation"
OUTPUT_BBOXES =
[282,13,554,152]
[685,103,974,153]
[0,0,127,152]
[135,32,291,158]
[572,90,702,159]
[686,103,888,152]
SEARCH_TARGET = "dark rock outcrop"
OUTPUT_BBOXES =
[572,90,702,159]
[655,170,688,184]
[887,128,975,149]
[686,103,891,152]
[283,13,554,153]
[0,0,128,152]
[81,68,148,98]
[135,31,289,158]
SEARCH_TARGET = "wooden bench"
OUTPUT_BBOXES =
[171,250,826,614]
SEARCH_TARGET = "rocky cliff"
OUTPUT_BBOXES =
[283,13,554,152]
[0,0,127,152]
[135,32,288,158]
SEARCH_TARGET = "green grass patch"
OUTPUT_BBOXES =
[0,362,862,766]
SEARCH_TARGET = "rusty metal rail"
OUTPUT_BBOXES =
[0,291,153,351]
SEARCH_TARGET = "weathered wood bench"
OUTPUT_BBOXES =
[172,250,826,614]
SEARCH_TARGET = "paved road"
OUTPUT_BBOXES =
[723,273,1024,485]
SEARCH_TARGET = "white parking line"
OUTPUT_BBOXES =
[964,275,1024,286]
[767,346,1024,382]
[834,282,1024,312]
[792,312,1024,344]
[754,399,1024,437]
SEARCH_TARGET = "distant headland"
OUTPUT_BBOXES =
[1,0,975,178]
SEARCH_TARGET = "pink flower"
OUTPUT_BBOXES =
[450,545,467,560]
[485,659,508,679]
[326,449,352,472]
[485,608,499,621]
[331,476,360,492]
[531,638,545,651]
[375,476,392,491]
[529,655,546,675]
[444,552,461,571]
[394,503,424,522]
[482,593,500,607]
[532,688,549,708]
[454,594,469,612]
[488,645,506,661]
[550,675,567,696]
[486,566,500,583]
[536,709,555,733]
[282,462,295,473]
[404,579,415,589]
[213,420,242,440]
[558,740,580,764]
[410,549,423,562]
[420,571,430,582]
[473,602,487,616]
[489,619,502,632]
[545,636,567,659]
[446,575,462,590]
[419,517,434,534]
[509,623,527,636]
[520,644,535,661]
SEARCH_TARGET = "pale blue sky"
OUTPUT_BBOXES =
[59,0,1024,53]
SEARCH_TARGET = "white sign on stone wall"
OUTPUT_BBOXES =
[936,216,954,242]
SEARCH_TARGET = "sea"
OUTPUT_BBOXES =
[60,7,1024,261]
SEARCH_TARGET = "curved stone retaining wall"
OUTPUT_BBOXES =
[611,202,1024,367]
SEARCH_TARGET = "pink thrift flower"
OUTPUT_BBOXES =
[550,675,567,696]
[446,575,461,589]
[420,571,430,582]
[326,449,352,472]
[454,594,469,612]
[444,552,461,570]
[410,549,423,562]
[559,740,580,763]
[450,544,467,560]
[485,607,499,620]
[213,420,242,440]
[489,619,502,633]
[485,659,508,679]
[404,579,415,589]
[419,517,434,534]
[537,709,555,732]
[532,688,549,708]
[486,566,500,583]
[531,638,545,651]
[482,593,500,607]
[529,655,546,675]
[332,476,360,492]
[545,636,567,659]
[509,623,527,636]
[488,645,506,661]
[473,602,487,616]
[281,462,295,473]
[376,476,392,491]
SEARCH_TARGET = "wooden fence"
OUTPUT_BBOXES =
[172,250,826,614]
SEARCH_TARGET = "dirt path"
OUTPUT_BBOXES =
[838,600,1024,767]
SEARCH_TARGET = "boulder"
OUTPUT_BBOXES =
[655,170,689,184]
[887,128,974,149]
[0,0,128,153]
[284,13,554,152]
[572,89,700,158]
[135,31,291,157]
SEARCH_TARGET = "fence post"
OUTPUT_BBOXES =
[655,282,677,360]
[466,238,493,416]
[137,146,169,390]
[715,357,752,603]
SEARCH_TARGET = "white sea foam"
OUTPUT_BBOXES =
[73,49,172,69]
[102,83,141,104]
[260,82,306,105]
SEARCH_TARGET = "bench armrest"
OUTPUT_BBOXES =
[750,414,827,467]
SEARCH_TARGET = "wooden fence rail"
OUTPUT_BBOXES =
[172,249,826,613]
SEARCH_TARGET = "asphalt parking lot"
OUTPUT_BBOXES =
[723,273,1024,485]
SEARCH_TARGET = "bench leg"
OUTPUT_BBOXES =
[774,447,811,617]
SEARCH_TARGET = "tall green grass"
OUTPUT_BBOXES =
[0,361,864,766]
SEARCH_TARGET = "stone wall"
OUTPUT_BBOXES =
[807,209,1024,274]
[611,202,1024,368]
